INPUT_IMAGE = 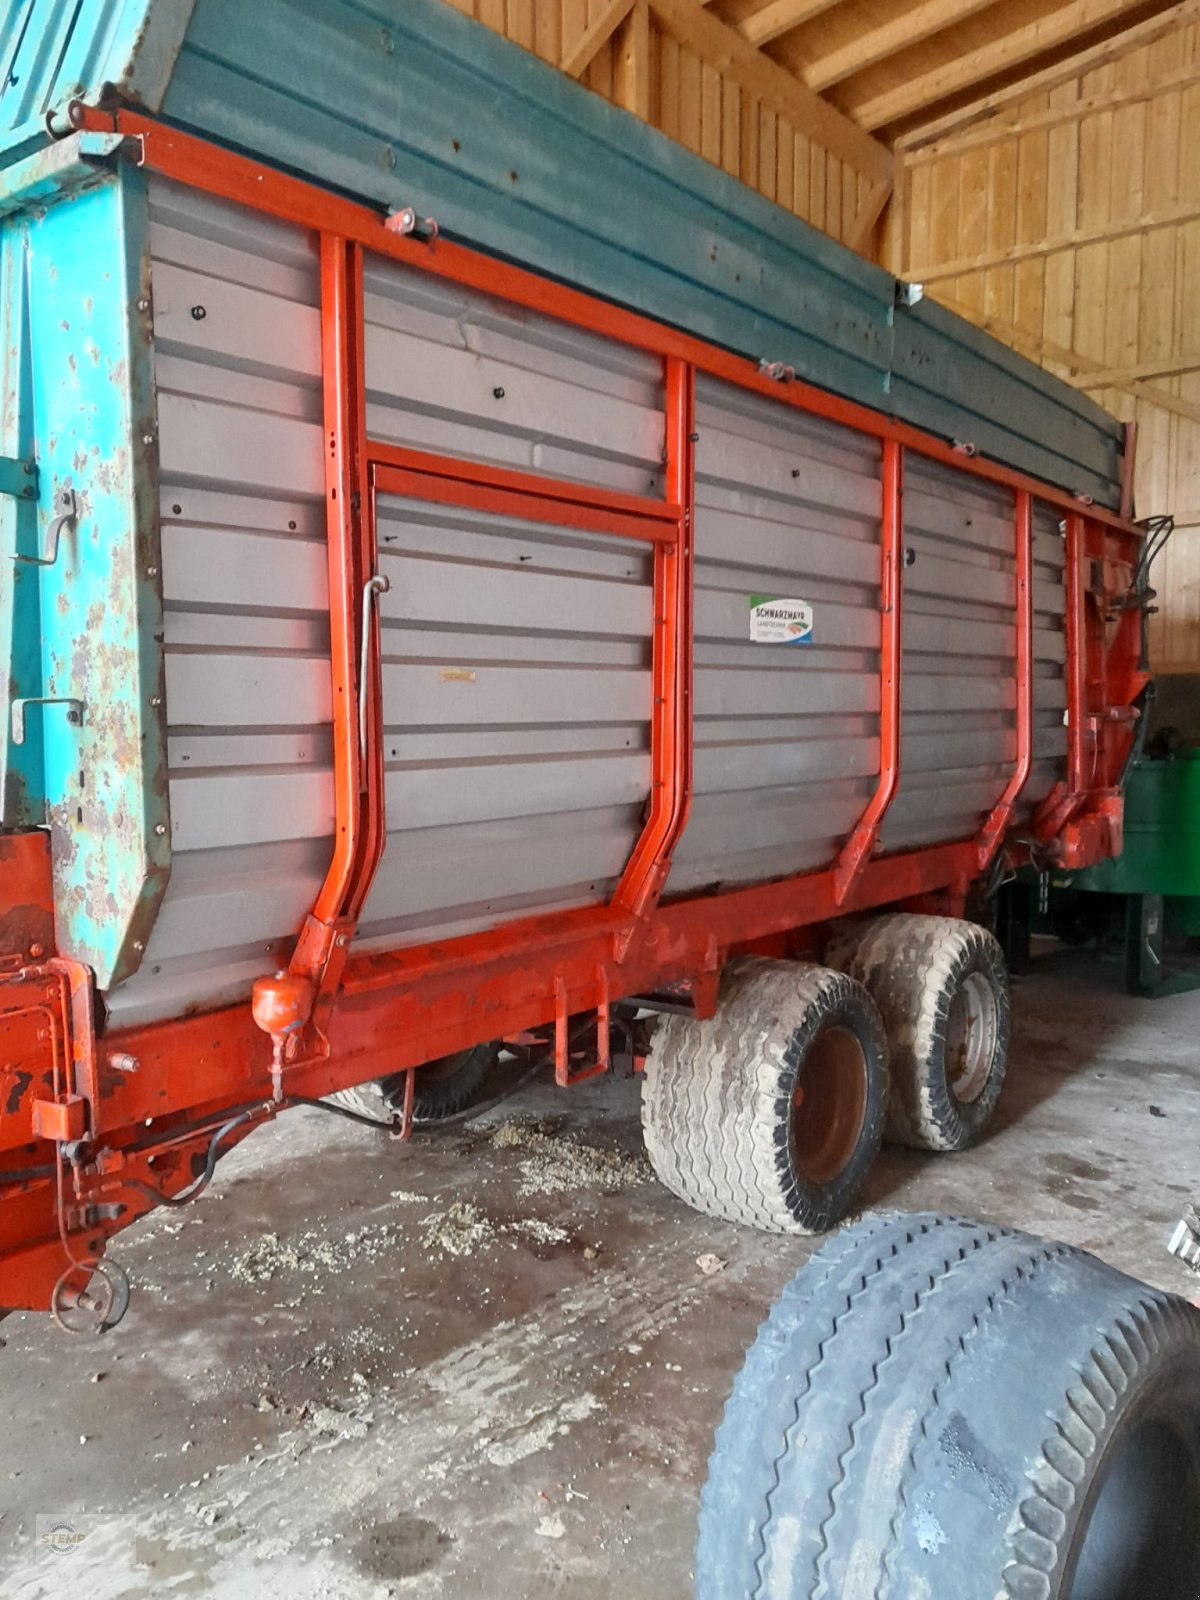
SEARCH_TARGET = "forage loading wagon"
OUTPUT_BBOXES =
[0,0,1147,1328]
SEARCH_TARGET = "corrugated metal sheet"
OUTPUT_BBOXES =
[363,258,665,496]
[355,494,653,948]
[882,461,1066,853]
[106,176,332,1024]
[668,376,881,893]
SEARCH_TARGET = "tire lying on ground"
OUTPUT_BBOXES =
[640,957,887,1234]
[831,913,1010,1151]
[324,1042,498,1125]
[696,1211,1200,1600]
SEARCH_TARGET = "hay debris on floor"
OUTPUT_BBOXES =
[488,1118,652,1197]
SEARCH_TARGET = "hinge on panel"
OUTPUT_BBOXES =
[0,455,37,502]
[385,205,440,246]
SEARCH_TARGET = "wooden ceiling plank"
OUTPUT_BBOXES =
[807,0,1004,93]
[648,0,892,177]
[856,0,1152,130]
[562,0,636,78]
[895,0,1199,147]
[738,0,847,47]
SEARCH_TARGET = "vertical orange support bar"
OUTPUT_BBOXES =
[1064,510,1089,798]
[976,489,1034,871]
[833,438,903,905]
[612,358,695,926]
[291,236,386,997]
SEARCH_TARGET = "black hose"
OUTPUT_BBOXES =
[121,1107,259,1211]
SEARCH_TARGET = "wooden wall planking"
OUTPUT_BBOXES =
[443,0,871,247]
[900,23,1200,673]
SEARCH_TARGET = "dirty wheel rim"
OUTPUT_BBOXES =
[945,972,998,1105]
[790,1025,869,1186]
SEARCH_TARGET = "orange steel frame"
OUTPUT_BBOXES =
[0,107,1148,1312]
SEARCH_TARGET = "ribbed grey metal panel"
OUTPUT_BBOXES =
[363,258,665,497]
[355,494,653,948]
[1029,499,1070,808]
[107,176,333,1024]
[668,376,881,893]
[883,463,1067,854]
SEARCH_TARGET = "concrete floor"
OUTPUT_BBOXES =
[2,945,1198,1600]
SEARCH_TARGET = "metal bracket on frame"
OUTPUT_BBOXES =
[0,455,37,502]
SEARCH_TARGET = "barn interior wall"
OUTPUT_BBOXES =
[896,22,1200,675]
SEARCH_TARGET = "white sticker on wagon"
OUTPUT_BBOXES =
[749,596,813,645]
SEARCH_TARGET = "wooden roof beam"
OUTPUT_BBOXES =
[648,0,892,178]
[854,0,1151,131]
[806,0,1005,92]
[897,0,1200,147]
[734,0,848,47]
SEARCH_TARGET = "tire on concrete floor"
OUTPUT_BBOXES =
[324,1042,498,1126]
[833,913,1010,1151]
[640,957,887,1234]
[696,1210,1200,1600]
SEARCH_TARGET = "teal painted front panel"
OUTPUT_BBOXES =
[1,164,170,985]
[0,208,44,824]
[0,0,195,130]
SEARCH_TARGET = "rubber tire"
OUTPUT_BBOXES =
[696,1211,1200,1600]
[640,958,887,1234]
[833,913,1010,1151]
[324,1042,496,1126]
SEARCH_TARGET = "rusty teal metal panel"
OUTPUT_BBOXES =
[0,0,195,131]
[1,152,169,985]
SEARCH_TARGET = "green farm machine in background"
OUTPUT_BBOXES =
[1000,670,1200,996]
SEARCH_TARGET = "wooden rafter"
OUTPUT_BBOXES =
[854,0,1151,131]
[905,59,1200,165]
[1069,354,1200,390]
[896,0,1198,145]
[648,0,892,179]
[561,0,636,78]
[806,0,1003,93]
[911,200,1200,283]
[734,0,847,47]
[846,175,893,253]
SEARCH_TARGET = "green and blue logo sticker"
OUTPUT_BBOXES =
[749,595,813,645]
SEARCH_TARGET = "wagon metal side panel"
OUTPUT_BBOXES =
[104,176,334,1025]
[357,495,653,949]
[669,376,881,894]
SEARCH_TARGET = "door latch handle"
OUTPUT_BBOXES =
[359,574,391,758]
[12,487,77,568]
